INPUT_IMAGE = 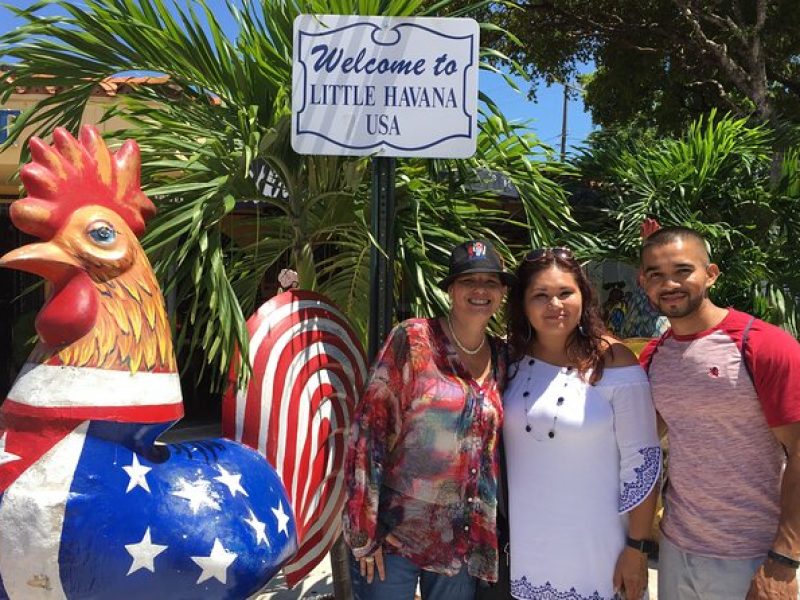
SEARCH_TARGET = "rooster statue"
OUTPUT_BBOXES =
[0,125,365,599]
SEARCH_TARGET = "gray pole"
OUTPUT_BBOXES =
[330,536,353,600]
[367,156,397,360]
[560,83,569,161]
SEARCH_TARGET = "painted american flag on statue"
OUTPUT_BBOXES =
[223,290,367,587]
[0,364,297,600]
[0,414,297,599]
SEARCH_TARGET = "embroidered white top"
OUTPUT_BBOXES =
[504,359,661,600]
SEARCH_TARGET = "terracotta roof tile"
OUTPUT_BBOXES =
[2,72,177,97]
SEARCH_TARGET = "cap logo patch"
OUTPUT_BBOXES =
[467,241,486,259]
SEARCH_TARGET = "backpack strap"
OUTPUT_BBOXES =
[493,338,511,564]
[643,329,673,374]
[740,315,756,384]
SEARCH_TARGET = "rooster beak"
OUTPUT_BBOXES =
[0,242,81,281]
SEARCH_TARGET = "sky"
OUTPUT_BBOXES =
[0,0,596,154]
[481,68,594,155]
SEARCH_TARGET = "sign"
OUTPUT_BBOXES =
[248,158,289,200]
[0,109,20,144]
[292,15,479,158]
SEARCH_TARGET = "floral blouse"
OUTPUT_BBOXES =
[343,317,505,582]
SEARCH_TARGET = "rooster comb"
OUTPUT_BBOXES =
[12,125,156,239]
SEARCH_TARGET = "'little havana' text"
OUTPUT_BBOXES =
[309,84,458,109]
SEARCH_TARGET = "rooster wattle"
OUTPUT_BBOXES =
[0,126,309,599]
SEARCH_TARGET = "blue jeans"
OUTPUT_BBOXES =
[350,552,477,600]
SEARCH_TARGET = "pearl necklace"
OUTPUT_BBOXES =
[446,313,486,355]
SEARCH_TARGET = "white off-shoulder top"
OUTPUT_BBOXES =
[504,358,661,600]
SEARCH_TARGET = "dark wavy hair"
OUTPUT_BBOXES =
[506,249,608,385]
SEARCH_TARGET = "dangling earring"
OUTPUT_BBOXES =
[524,322,533,345]
[578,324,586,337]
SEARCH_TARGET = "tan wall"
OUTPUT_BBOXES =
[0,94,131,198]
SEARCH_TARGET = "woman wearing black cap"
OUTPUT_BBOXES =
[343,239,516,600]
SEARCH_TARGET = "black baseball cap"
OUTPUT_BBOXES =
[437,240,517,290]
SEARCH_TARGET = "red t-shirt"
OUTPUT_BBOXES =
[641,309,800,557]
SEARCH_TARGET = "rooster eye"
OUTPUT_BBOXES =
[88,224,116,245]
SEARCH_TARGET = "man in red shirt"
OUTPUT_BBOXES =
[639,226,800,600]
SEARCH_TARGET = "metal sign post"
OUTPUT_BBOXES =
[330,156,395,600]
[367,157,396,360]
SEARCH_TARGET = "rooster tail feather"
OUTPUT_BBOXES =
[222,290,366,587]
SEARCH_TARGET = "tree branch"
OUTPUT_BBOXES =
[748,0,770,119]
[685,79,742,114]
[697,10,748,50]
[754,0,767,33]
[673,0,753,95]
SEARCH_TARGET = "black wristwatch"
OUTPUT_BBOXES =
[626,536,658,555]
[767,549,800,569]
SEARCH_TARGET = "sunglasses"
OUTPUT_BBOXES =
[524,247,575,261]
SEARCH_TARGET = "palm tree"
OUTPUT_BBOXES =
[574,111,800,336]
[1,0,576,387]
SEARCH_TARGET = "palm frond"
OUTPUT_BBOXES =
[1,0,576,386]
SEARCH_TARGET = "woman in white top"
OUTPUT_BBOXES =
[503,248,661,600]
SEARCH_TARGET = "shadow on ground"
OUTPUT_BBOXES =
[254,569,334,599]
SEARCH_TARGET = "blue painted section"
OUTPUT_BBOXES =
[0,422,297,600]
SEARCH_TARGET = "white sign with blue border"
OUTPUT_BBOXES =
[292,15,479,158]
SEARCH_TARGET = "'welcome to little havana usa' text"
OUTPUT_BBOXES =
[304,45,462,137]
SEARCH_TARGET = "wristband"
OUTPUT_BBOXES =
[625,536,658,555]
[767,549,800,569]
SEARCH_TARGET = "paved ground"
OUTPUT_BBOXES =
[254,557,334,599]
[650,565,659,599]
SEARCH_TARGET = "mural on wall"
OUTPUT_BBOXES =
[0,126,359,599]
[589,261,668,340]
[602,280,629,336]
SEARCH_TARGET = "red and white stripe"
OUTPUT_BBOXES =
[0,421,89,599]
[5,363,183,422]
[223,290,366,587]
